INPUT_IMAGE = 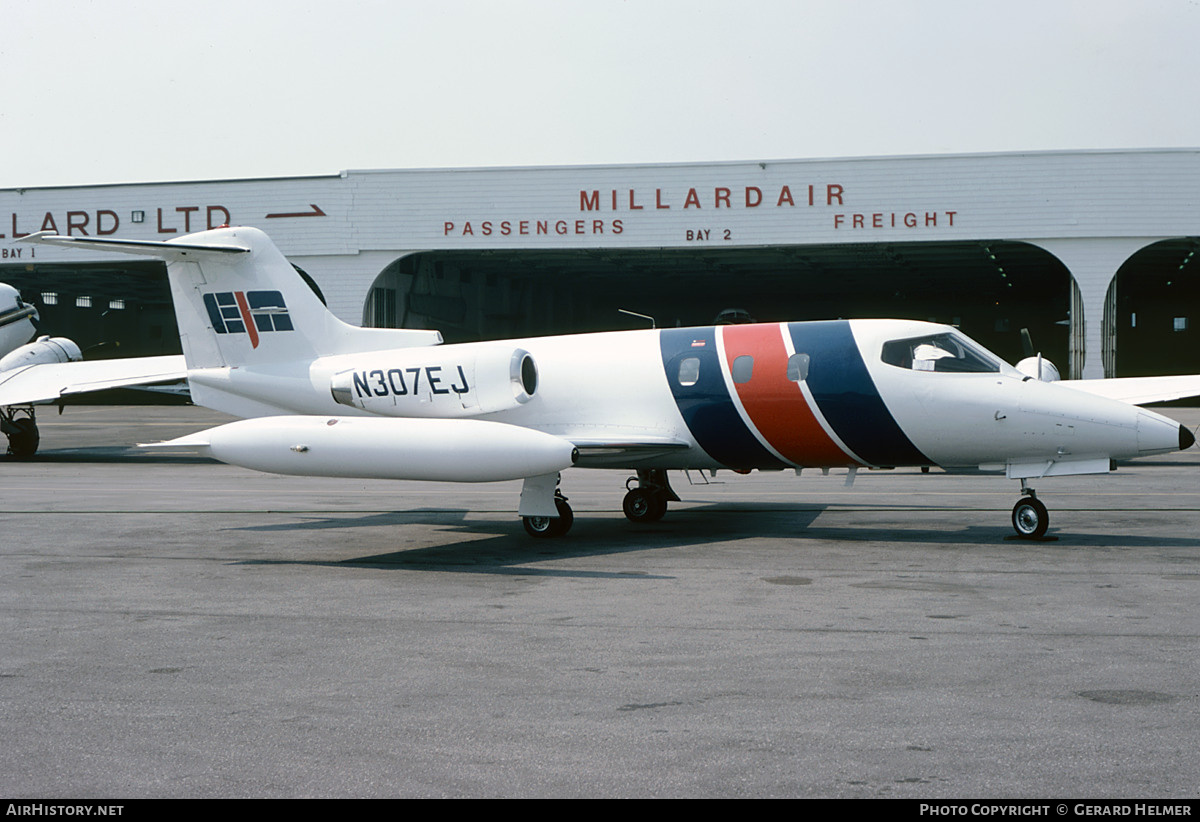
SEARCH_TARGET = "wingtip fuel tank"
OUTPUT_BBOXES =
[157,415,578,483]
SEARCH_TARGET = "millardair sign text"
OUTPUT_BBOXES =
[579,185,846,211]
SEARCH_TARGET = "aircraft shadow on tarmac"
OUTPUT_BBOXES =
[225,501,1200,576]
[21,449,1200,571]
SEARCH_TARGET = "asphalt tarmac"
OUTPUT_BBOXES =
[2,405,1199,798]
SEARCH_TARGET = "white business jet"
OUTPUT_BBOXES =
[12,227,1199,540]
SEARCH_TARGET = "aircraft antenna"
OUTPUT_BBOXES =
[618,309,656,328]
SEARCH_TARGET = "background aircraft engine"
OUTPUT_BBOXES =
[1015,329,1060,381]
[0,336,82,372]
[330,346,538,418]
[1015,355,1061,382]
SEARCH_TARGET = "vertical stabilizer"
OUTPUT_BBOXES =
[162,226,329,369]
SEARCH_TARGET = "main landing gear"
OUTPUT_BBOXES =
[1,407,39,459]
[622,469,680,524]
[1011,483,1049,540]
[521,469,682,537]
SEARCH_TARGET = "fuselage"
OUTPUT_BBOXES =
[183,318,1188,474]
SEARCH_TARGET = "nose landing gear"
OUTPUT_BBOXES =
[1011,484,1049,540]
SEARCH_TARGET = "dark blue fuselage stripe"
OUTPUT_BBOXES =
[786,321,930,467]
[659,327,786,470]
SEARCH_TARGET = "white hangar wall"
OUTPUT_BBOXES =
[2,148,1198,379]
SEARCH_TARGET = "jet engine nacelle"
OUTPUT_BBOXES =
[330,344,538,418]
[1015,355,1061,382]
[0,336,82,372]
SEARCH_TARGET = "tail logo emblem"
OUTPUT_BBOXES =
[202,290,293,349]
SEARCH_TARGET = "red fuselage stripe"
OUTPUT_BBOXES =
[721,323,856,466]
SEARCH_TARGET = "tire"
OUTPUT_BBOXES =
[623,488,667,523]
[551,497,574,534]
[1011,497,1049,540]
[523,515,556,538]
[522,497,573,538]
[6,417,39,460]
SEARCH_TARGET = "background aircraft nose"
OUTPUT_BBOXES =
[1182,424,1196,451]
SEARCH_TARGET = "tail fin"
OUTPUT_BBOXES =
[162,226,350,368]
[20,227,441,369]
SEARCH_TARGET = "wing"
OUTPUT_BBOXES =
[1059,375,1200,406]
[0,355,187,406]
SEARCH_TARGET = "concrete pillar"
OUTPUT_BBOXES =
[1027,238,1164,379]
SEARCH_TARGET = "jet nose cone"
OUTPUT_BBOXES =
[1137,410,1190,456]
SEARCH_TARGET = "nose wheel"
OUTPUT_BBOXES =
[1011,493,1049,540]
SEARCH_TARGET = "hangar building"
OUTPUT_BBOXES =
[2,148,1198,380]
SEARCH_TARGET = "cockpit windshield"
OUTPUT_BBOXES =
[881,332,1002,373]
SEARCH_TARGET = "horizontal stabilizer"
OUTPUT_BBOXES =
[18,232,249,259]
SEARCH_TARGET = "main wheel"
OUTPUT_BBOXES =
[1011,497,1049,540]
[622,488,667,523]
[6,417,39,460]
[522,497,573,538]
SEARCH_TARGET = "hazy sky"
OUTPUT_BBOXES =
[3,0,1198,187]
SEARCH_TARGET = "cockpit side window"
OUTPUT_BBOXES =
[881,333,1000,373]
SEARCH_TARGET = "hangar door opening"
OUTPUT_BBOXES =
[1106,239,1200,377]
[365,241,1076,375]
[0,259,178,359]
